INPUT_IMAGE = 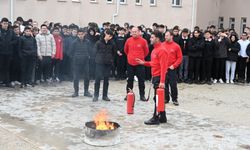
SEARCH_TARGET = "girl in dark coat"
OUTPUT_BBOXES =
[225,34,240,84]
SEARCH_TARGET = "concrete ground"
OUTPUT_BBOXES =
[0,80,250,150]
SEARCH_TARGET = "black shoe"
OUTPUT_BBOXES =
[144,116,160,125]
[165,100,169,104]
[84,92,93,97]
[140,96,147,102]
[71,93,79,97]
[173,101,179,106]
[124,96,127,101]
[102,96,111,101]
[159,112,167,123]
[20,84,24,88]
[206,81,212,85]
[200,80,206,84]
[93,96,98,102]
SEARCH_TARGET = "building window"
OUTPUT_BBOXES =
[150,0,156,6]
[218,17,224,29]
[107,0,113,3]
[90,0,97,3]
[72,0,81,2]
[120,0,127,4]
[229,17,235,29]
[172,0,182,7]
[135,0,142,5]
[241,17,247,33]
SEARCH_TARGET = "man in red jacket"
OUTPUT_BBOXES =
[124,27,149,101]
[136,31,169,125]
[162,30,182,106]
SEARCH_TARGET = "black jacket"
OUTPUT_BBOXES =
[94,38,115,65]
[188,36,205,57]
[214,37,230,58]
[227,41,240,62]
[173,35,180,44]
[115,35,126,54]
[246,44,250,57]
[179,37,189,56]
[19,35,37,57]
[86,33,100,59]
[0,28,17,55]
[71,37,91,64]
[203,39,216,58]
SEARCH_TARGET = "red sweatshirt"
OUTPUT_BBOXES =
[53,35,63,60]
[162,41,182,68]
[144,43,169,83]
[124,36,149,66]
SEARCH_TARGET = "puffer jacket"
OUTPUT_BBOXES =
[36,32,56,57]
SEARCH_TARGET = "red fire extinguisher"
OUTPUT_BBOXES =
[127,90,135,114]
[156,88,165,112]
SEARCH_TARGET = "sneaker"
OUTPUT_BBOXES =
[144,116,160,125]
[71,93,79,97]
[173,101,179,106]
[230,80,234,84]
[102,97,111,101]
[134,76,138,82]
[206,81,212,85]
[84,92,93,97]
[140,96,147,102]
[93,96,98,102]
[219,79,224,84]
[213,79,217,84]
[55,77,60,82]
[226,80,229,84]
[124,96,127,101]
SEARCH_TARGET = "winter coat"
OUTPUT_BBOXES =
[0,28,17,55]
[115,35,126,54]
[53,35,63,60]
[188,36,205,57]
[94,38,116,65]
[227,41,240,62]
[246,43,250,57]
[214,37,230,58]
[19,35,37,57]
[179,37,189,56]
[203,39,215,58]
[36,32,56,57]
[71,37,91,64]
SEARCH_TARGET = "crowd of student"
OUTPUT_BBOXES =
[1,16,250,92]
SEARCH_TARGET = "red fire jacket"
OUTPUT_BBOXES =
[162,41,182,68]
[144,43,169,83]
[53,35,63,60]
[124,36,149,66]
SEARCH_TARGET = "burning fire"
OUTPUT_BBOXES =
[94,110,115,130]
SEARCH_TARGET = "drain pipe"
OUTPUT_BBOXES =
[191,0,196,31]
[10,0,14,23]
[112,0,119,24]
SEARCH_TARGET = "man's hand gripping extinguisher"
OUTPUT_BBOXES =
[127,89,135,114]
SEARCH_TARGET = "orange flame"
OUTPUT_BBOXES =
[94,110,115,130]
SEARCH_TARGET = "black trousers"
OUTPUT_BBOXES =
[152,76,165,116]
[0,54,12,84]
[126,64,145,97]
[116,55,127,79]
[214,58,225,80]
[89,58,96,80]
[10,55,21,82]
[39,56,52,81]
[201,57,213,81]
[237,57,248,80]
[61,54,72,81]
[165,69,178,102]
[21,56,35,84]
[94,63,112,98]
[52,59,62,80]
[247,61,250,83]
[73,59,90,94]
[188,56,201,81]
